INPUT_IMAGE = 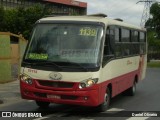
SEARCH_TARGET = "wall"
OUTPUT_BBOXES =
[0,32,27,83]
[0,34,12,82]
[11,44,19,64]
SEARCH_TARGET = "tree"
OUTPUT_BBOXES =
[0,6,5,31]
[0,4,52,39]
[146,2,160,60]
[23,4,52,39]
[146,3,160,38]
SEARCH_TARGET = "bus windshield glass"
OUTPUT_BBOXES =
[25,23,104,68]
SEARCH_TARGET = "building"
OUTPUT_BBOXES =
[0,0,87,15]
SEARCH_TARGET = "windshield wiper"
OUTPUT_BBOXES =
[23,61,62,70]
[59,62,89,72]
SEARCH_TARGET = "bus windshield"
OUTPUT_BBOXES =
[25,23,104,68]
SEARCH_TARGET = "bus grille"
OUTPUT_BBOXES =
[37,80,74,88]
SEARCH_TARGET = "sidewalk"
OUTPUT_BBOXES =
[0,80,22,107]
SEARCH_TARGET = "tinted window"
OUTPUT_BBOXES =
[140,32,145,42]
[122,43,131,56]
[140,43,146,54]
[132,43,140,55]
[131,31,139,42]
[115,43,122,57]
[121,29,130,42]
[26,24,104,66]
[115,28,120,42]
[105,26,146,58]
[104,29,115,55]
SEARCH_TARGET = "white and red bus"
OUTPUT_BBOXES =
[20,14,147,111]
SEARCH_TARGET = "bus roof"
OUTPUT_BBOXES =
[38,15,146,31]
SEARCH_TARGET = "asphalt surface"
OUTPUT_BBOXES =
[0,68,160,120]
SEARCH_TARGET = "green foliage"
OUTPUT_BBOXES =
[146,3,160,39]
[150,3,160,19]
[146,2,160,59]
[0,4,52,39]
[0,6,5,29]
[147,61,160,68]
[147,30,160,46]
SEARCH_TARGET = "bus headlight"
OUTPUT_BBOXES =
[20,74,33,85]
[79,78,98,89]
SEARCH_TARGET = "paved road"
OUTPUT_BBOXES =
[0,68,160,120]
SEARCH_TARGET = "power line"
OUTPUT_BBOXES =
[107,0,135,16]
[110,3,137,17]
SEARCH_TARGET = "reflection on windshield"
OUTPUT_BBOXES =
[25,24,103,67]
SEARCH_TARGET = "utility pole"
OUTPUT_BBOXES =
[137,0,156,27]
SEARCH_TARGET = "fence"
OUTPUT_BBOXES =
[0,32,27,83]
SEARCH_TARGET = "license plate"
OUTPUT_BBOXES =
[47,94,61,99]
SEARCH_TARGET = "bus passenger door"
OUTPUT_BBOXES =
[102,27,118,97]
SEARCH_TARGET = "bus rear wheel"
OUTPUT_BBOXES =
[96,88,111,112]
[35,101,50,108]
[126,81,136,96]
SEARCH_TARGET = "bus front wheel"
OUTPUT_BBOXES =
[35,101,50,108]
[96,88,111,112]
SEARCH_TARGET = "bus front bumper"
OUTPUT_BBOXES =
[20,82,100,107]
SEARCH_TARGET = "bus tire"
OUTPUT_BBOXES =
[35,101,50,108]
[126,81,136,96]
[96,87,111,112]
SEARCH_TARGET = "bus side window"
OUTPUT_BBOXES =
[103,29,110,55]
[105,29,115,55]
[109,29,115,54]
[103,28,115,65]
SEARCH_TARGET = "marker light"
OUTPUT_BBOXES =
[20,74,33,85]
[79,78,98,89]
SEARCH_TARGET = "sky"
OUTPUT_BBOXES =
[79,0,149,26]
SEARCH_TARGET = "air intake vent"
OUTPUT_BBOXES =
[87,13,107,17]
[37,80,74,88]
